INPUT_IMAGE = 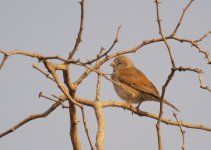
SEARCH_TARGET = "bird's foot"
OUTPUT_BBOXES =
[135,105,140,110]
[135,101,142,110]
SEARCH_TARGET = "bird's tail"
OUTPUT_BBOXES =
[163,99,180,112]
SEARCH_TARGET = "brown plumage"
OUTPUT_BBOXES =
[110,55,179,111]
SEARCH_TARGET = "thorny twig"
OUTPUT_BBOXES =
[155,0,195,150]
[81,26,121,65]
[172,36,211,64]
[175,66,211,92]
[173,112,186,150]
[0,102,61,138]
[155,0,172,149]
[171,0,194,36]
[39,92,69,108]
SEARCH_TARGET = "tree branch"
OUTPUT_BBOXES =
[0,102,61,138]
[173,112,186,150]
[68,101,81,150]
[195,31,211,43]
[171,0,194,36]
[81,26,121,65]
[74,98,211,132]
[68,0,85,60]
[81,107,95,150]
[94,101,105,150]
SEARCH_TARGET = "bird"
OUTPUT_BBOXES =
[110,55,179,111]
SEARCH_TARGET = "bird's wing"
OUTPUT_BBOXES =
[117,67,160,98]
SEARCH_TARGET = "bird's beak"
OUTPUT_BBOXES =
[110,62,115,67]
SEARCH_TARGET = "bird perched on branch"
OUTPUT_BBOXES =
[110,55,179,111]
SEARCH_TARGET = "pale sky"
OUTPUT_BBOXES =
[0,0,211,150]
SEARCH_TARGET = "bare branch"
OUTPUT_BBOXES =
[172,36,211,64]
[171,0,194,36]
[61,63,82,149]
[195,31,211,43]
[173,112,186,150]
[95,73,102,101]
[81,107,95,150]
[43,60,83,108]
[103,102,211,131]
[0,49,69,62]
[0,55,8,69]
[1,1,211,149]
[75,98,211,132]
[68,101,81,150]
[93,48,105,103]
[94,101,105,150]
[82,26,121,65]
[174,66,201,73]
[32,64,55,81]
[199,71,211,92]
[72,35,180,86]
[39,92,69,108]
[155,0,177,148]
[157,69,175,150]
[0,102,60,138]
[68,0,85,60]
[174,67,211,92]
[62,65,76,91]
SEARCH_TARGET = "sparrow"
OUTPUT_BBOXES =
[110,55,179,111]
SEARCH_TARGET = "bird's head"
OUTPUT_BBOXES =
[110,55,134,71]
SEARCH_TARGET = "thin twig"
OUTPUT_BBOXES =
[95,73,102,101]
[198,71,211,92]
[0,55,8,69]
[81,26,121,65]
[32,64,55,81]
[172,36,211,64]
[68,0,85,60]
[39,92,69,108]
[0,102,61,138]
[173,112,186,150]
[171,0,194,36]
[81,107,95,150]
[0,49,69,62]
[195,31,211,43]
[174,66,201,73]
[174,67,211,92]
[155,0,170,149]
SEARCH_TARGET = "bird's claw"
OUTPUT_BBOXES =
[135,105,140,110]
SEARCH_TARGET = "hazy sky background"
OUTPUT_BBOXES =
[0,0,211,150]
